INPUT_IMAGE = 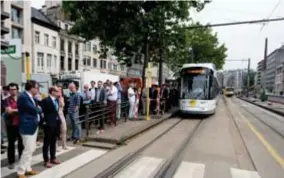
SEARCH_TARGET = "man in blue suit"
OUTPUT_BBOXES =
[17,80,41,178]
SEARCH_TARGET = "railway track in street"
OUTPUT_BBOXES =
[94,117,205,178]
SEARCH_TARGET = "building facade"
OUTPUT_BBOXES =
[1,0,31,86]
[31,7,61,76]
[264,45,284,93]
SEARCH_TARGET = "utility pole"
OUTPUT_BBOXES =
[191,47,194,63]
[247,58,251,97]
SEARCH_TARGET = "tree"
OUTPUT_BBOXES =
[165,24,227,71]
[243,70,256,87]
[62,1,208,84]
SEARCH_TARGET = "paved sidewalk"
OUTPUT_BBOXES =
[238,97,284,116]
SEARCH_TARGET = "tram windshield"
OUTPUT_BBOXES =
[181,67,216,100]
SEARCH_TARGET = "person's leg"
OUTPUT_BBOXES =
[50,128,58,163]
[69,113,76,140]
[42,127,50,164]
[17,127,24,160]
[116,99,121,120]
[73,112,81,143]
[7,125,16,167]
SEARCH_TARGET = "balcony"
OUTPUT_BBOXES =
[60,51,65,57]
[11,1,23,9]
[1,11,9,20]
[68,53,73,58]
[1,40,9,50]
[1,26,9,35]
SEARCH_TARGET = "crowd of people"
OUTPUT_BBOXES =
[0,78,178,178]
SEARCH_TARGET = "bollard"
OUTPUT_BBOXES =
[84,105,90,140]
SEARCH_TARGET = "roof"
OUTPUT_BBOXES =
[31,7,60,31]
[182,63,216,71]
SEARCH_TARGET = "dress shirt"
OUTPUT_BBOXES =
[107,86,118,101]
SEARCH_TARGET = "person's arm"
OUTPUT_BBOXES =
[74,94,81,111]
[17,96,41,115]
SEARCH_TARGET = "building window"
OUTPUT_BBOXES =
[47,54,52,68]
[44,34,49,46]
[113,64,118,71]
[58,21,61,28]
[87,42,91,51]
[100,60,106,69]
[11,7,22,25]
[65,24,68,30]
[120,65,125,71]
[11,27,23,42]
[93,45,97,53]
[108,62,112,70]
[75,59,79,70]
[35,31,40,44]
[68,41,72,53]
[60,39,64,51]
[93,58,97,68]
[60,56,64,71]
[54,55,57,72]
[52,36,56,48]
[75,43,79,54]
[83,58,86,66]
[68,58,72,71]
[37,52,44,71]
[87,58,91,66]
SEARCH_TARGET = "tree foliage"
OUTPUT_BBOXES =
[62,1,227,71]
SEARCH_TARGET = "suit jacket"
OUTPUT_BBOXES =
[95,87,107,103]
[41,96,61,128]
[17,92,41,135]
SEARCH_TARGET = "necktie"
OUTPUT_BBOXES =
[54,99,59,111]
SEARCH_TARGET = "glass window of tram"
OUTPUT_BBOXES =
[182,68,209,100]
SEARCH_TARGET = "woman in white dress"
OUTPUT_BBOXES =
[57,86,68,150]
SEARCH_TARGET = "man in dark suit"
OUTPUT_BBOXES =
[95,81,107,134]
[17,80,41,178]
[41,86,61,168]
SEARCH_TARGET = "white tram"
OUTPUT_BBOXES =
[178,63,220,115]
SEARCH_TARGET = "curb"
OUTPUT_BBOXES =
[237,97,284,117]
[88,109,178,145]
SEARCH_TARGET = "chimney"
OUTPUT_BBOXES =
[41,5,47,15]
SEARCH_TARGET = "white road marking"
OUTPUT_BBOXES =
[32,149,107,178]
[1,147,75,177]
[231,168,261,178]
[1,143,43,161]
[114,156,165,178]
[173,161,205,178]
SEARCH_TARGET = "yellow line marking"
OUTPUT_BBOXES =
[238,111,284,168]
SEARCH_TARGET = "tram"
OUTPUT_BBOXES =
[224,87,234,97]
[178,63,220,115]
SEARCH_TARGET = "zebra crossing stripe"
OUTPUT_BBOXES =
[1,147,75,177]
[1,143,43,161]
[114,156,165,178]
[231,168,261,178]
[173,162,205,178]
[31,149,107,178]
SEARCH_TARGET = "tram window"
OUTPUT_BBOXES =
[182,74,207,100]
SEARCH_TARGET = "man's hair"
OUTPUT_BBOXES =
[25,80,38,91]
[48,86,57,94]
[8,83,19,90]
[2,86,9,91]
[91,81,95,83]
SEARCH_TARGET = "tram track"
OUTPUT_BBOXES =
[239,101,284,141]
[94,117,204,178]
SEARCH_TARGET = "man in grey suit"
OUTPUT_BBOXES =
[95,81,107,134]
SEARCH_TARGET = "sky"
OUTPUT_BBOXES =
[31,0,284,71]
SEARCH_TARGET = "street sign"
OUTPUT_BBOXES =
[1,45,16,54]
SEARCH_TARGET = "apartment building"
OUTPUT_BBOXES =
[31,7,61,76]
[264,45,284,93]
[1,0,31,86]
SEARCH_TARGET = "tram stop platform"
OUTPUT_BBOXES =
[238,97,284,116]
[83,109,177,150]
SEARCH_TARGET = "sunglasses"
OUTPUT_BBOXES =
[9,88,17,91]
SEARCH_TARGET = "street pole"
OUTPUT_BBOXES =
[25,52,31,80]
[191,47,194,63]
[145,63,151,121]
[247,58,250,97]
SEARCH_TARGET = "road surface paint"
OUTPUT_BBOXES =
[1,146,75,177]
[114,156,165,178]
[173,161,205,178]
[1,143,42,161]
[231,168,261,178]
[239,111,284,168]
[32,149,107,178]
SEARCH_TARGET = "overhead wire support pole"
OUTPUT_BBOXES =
[188,17,284,29]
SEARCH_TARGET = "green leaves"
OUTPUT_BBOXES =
[62,1,226,70]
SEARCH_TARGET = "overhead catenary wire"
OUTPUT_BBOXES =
[188,17,284,29]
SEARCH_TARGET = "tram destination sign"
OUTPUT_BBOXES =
[183,68,206,74]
